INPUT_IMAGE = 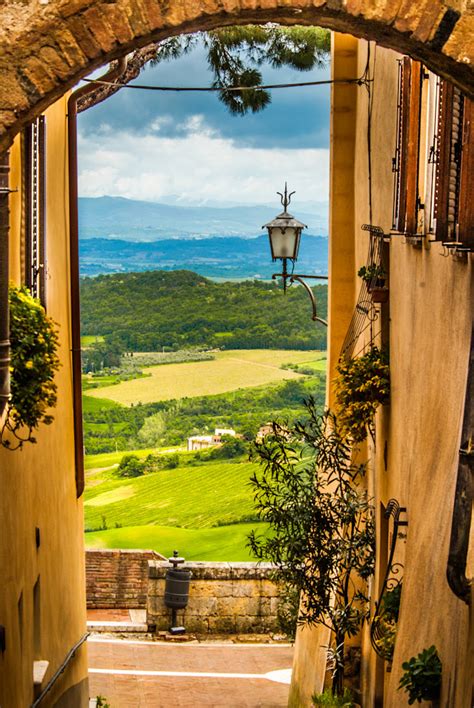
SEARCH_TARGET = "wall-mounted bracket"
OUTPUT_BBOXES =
[272,272,328,326]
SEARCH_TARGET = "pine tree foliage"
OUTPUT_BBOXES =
[80,26,330,114]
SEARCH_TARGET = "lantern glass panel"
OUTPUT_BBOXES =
[269,227,301,261]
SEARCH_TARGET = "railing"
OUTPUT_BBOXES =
[340,224,388,361]
[370,499,408,663]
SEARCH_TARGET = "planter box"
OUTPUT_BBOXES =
[370,286,389,303]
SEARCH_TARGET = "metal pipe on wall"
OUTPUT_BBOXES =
[67,58,126,497]
[446,319,473,605]
[0,154,10,418]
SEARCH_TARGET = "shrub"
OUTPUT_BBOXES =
[209,436,248,459]
[1,286,60,450]
[116,454,144,478]
[249,404,375,695]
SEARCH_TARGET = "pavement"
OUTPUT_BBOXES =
[87,609,147,633]
[88,636,294,707]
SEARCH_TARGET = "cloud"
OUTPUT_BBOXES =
[77,123,329,204]
[78,42,330,150]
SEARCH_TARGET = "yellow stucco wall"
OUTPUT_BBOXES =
[0,94,89,706]
[339,38,473,708]
[292,34,473,708]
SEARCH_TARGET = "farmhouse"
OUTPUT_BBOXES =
[187,428,236,451]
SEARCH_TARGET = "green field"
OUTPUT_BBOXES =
[85,349,325,406]
[82,349,327,560]
[81,335,104,347]
[84,454,265,561]
[84,523,267,561]
[85,458,259,530]
[82,394,120,414]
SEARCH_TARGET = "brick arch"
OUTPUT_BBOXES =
[0,0,473,151]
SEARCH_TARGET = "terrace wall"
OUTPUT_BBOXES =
[147,561,281,634]
[86,548,166,609]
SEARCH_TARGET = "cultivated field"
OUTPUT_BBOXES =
[84,523,267,562]
[85,349,325,406]
[84,458,259,530]
[84,455,265,561]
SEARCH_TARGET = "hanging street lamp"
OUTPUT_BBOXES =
[263,184,328,326]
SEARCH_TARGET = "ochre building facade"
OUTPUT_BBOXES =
[291,33,473,708]
[0,95,89,706]
[0,3,472,706]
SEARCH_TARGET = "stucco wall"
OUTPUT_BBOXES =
[348,41,474,708]
[292,34,473,708]
[86,548,165,608]
[0,95,89,707]
[343,39,473,708]
[147,561,281,634]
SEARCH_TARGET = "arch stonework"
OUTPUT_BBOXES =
[0,0,473,152]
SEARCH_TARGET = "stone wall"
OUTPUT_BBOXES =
[86,548,165,609]
[147,561,281,634]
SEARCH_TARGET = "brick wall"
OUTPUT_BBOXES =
[86,548,166,609]
[147,561,281,634]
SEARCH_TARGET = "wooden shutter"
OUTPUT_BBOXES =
[457,99,474,245]
[433,81,463,241]
[393,58,412,232]
[405,62,423,235]
[24,117,46,304]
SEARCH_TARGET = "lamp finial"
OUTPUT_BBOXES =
[277,183,295,211]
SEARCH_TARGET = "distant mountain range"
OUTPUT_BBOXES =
[79,195,328,240]
[78,196,328,279]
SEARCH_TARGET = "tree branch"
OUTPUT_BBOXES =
[77,46,159,113]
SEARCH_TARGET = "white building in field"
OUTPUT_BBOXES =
[187,428,236,451]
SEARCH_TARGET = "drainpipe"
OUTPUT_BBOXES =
[0,153,10,418]
[446,319,473,605]
[67,58,126,497]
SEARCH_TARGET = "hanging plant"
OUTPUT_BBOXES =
[335,347,390,443]
[1,285,60,450]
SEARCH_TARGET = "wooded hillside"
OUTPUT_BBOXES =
[80,270,328,351]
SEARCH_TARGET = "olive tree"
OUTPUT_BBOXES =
[248,402,375,695]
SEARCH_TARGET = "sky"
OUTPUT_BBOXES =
[77,33,330,208]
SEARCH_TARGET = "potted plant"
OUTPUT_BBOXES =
[1,285,60,450]
[357,264,388,303]
[373,582,402,662]
[398,645,442,704]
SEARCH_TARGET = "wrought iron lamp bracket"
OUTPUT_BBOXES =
[370,498,408,662]
[272,271,328,326]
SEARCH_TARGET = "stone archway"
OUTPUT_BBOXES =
[0,0,473,151]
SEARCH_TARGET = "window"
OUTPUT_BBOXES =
[23,117,46,304]
[394,64,473,247]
